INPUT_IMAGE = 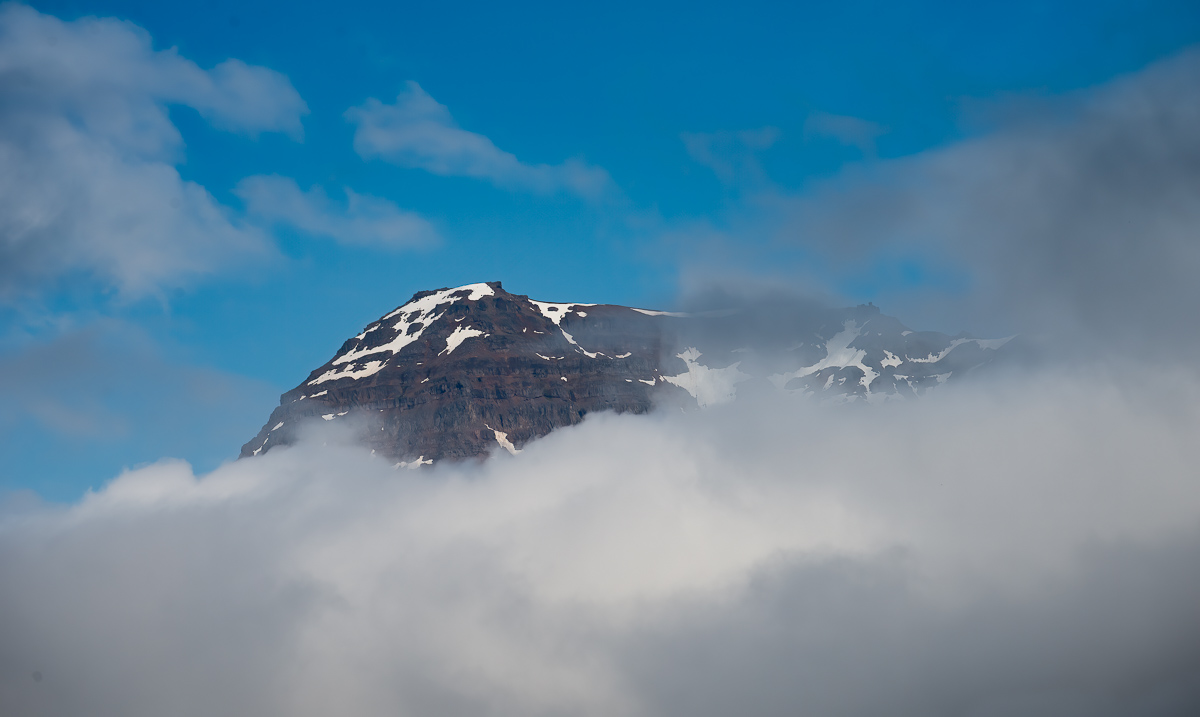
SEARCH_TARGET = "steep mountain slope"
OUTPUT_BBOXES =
[241,282,1012,464]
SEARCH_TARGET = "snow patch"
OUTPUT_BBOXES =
[631,308,689,317]
[881,350,902,368]
[485,424,521,455]
[769,320,878,394]
[908,339,968,363]
[440,325,487,355]
[310,360,385,385]
[662,347,751,408]
[529,300,594,325]
[395,456,432,470]
[271,422,284,431]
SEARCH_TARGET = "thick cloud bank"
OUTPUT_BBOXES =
[2,368,1198,716]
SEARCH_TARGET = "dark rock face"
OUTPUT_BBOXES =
[241,282,1014,464]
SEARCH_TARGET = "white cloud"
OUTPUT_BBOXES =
[235,175,439,249]
[0,4,309,299]
[1,366,1198,716]
[345,81,612,199]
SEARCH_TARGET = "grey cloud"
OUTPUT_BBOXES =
[1,365,1198,716]
[345,81,613,199]
[235,175,440,249]
[0,5,308,299]
[782,48,1200,349]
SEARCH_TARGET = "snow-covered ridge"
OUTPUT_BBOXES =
[309,283,496,385]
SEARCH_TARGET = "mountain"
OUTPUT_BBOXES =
[241,281,1013,465]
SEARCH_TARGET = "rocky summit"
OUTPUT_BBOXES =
[241,281,1014,465]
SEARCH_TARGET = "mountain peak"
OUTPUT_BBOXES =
[241,283,1013,464]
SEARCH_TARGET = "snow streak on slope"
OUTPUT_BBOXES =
[440,325,487,356]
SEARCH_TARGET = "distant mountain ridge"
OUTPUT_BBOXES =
[241,281,1013,464]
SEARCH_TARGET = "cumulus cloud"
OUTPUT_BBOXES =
[235,175,439,249]
[345,81,613,199]
[0,4,308,299]
[1,367,1199,716]
[780,47,1200,348]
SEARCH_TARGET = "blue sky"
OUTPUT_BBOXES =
[3,0,1200,500]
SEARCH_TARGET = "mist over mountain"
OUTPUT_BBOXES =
[243,282,1016,465]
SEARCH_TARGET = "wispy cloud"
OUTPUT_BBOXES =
[345,81,613,199]
[803,111,887,157]
[681,127,780,187]
[235,175,439,250]
[0,4,308,300]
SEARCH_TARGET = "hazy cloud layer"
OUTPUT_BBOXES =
[235,175,440,249]
[346,81,613,199]
[0,319,279,499]
[2,366,1198,716]
[780,47,1200,347]
[0,4,308,299]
